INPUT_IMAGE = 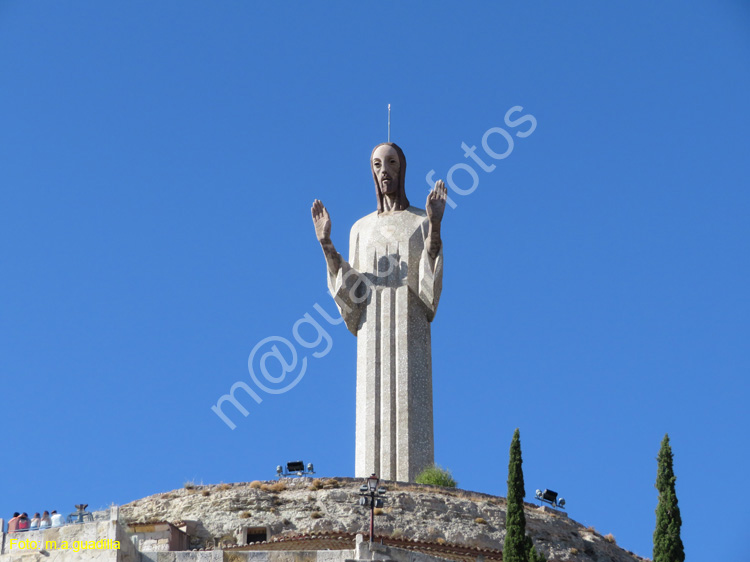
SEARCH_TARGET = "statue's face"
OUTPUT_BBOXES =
[372,145,401,196]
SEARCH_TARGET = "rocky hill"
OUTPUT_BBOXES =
[120,477,647,562]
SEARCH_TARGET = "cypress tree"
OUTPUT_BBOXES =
[504,429,546,562]
[526,539,546,562]
[653,434,685,562]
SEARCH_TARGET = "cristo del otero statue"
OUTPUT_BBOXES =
[311,142,447,482]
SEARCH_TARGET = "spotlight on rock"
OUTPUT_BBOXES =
[286,461,305,473]
[535,488,566,509]
[276,460,316,478]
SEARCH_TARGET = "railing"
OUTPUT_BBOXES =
[5,515,90,534]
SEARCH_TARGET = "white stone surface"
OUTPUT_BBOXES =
[329,207,442,482]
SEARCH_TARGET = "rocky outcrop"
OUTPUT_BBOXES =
[120,478,647,562]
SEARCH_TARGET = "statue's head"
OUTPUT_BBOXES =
[371,142,409,213]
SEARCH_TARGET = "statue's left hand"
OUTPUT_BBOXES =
[426,180,447,224]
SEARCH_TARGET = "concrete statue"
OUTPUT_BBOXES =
[311,142,447,482]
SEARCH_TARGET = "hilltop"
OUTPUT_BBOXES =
[120,477,647,562]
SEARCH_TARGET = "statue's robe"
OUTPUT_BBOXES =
[328,206,443,482]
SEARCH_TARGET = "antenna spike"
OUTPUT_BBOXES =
[388,104,391,142]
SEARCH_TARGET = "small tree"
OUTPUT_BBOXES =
[526,539,546,562]
[504,429,546,562]
[415,465,457,487]
[653,434,685,562]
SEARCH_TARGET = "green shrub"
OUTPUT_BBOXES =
[415,465,457,488]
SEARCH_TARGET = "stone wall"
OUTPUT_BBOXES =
[0,507,139,562]
[128,523,190,552]
[142,550,355,562]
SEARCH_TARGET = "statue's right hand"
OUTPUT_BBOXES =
[311,199,332,243]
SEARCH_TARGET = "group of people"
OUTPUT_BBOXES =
[5,511,66,532]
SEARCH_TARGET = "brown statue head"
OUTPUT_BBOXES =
[371,142,409,213]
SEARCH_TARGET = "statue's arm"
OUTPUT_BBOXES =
[311,200,367,335]
[320,239,342,278]
[426,221,441,260]
[420,180,448,319]
[419,239,443,321]
[425,180,447,260]
[312,199,342,276]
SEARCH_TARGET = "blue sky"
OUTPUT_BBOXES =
[1,1,748,560]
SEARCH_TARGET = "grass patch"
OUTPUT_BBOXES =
[390,482,491,503]
[261,482,287,493]
[474,517,487,525]
[249,481,262,489]
[309,478,341,490]
[604,533,616,544]
[310,511,323,519]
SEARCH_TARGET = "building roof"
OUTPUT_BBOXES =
[227,532,503,562]
[126,521,182,532]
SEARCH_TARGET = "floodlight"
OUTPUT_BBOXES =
[307,463,314,473]
[558,498,566,507]
[377,486,386,495]
[276,465,283,475]
[541,489,558,503]
[287,461,305,473]
[359,485,368,494]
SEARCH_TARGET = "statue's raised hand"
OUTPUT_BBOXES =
[426,180,447,225]
[311,199,332,243]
